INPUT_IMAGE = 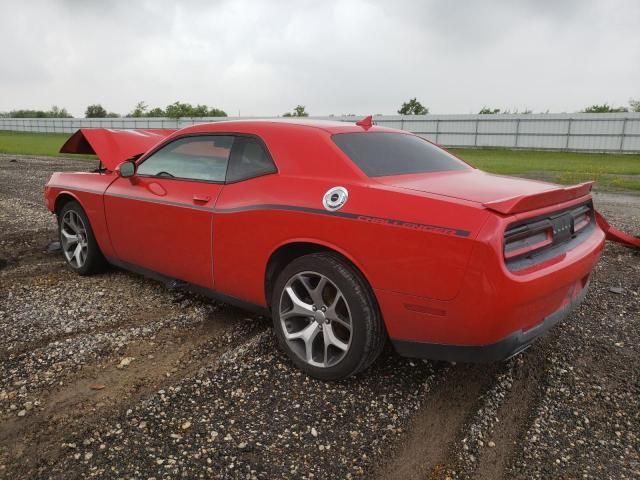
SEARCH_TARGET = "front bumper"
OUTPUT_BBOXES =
[391,280,589,363]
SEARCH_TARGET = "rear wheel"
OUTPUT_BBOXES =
[58,201,106,275]
[271,252,386,380]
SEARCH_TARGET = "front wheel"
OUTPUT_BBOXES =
[58,201,106,275]
[271,252,386,380]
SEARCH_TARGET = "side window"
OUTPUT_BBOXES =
[137,135,234,182]
[226,136,277,183]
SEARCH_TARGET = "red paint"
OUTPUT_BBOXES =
[595,210,640,249]
[45,120,608,352]
[60,128,176,170]
[356,115,373,129]
[103,176,223,288]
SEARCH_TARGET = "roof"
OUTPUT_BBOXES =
[176,118,402,135]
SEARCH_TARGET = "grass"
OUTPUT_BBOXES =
[0,131,639,192]
[449,148,640,192]
[0,131,76,157]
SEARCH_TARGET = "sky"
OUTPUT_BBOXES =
[1,0,639,117]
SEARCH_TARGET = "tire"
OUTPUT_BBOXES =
[271,252,386,380]
[58,200,106,275]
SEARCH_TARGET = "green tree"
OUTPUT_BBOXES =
[582,103,628,113]
[147,107,166,117]
[190,104,210,117]
[165,101,191,118]
[207,107,227,117]
[7,106,72,118]
[398,98,428,115]
[283,105,309,117]
[49,105,72,118]
[8,109,47,118]
[129,101,148,117]
[629,98,640,112]
[164,101,227,119]
[479,106,501,114]
[85,104,108,118]
[105,112,120,118]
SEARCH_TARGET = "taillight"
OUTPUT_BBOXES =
[571,205,591,233]
[504,220,553,260]
[503,202,594,270]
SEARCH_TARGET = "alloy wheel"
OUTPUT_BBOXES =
[60,210,89,268]
[279,271,353,368]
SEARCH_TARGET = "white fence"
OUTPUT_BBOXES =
[2,113,640,153]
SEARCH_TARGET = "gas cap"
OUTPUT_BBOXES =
[323,186,348,211]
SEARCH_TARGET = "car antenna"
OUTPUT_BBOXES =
[356,115,373,129]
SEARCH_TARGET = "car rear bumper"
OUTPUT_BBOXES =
[391,280,589,363]
[376,210,604,360]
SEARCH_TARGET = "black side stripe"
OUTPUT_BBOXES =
[49,186,470,238]
[215,204,470,237]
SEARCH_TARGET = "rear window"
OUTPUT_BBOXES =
[332,132,469,177]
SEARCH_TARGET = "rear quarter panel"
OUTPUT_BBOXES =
[213,174,490,306]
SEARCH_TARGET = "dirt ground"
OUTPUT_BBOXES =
[0,154,639,479]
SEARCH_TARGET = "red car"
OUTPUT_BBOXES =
[44,118,605,380]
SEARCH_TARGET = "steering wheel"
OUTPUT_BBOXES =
[156,171,174,177]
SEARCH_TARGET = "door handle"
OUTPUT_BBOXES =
[192,194,211,204]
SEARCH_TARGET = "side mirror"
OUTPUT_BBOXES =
[118,160,136,178]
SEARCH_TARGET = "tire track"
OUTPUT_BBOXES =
[0,314,267,477]
[374,362,499,480]
[475,346,547,480]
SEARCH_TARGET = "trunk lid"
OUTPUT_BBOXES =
[376,169,593,214]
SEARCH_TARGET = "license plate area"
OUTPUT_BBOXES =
[551,212,574,244]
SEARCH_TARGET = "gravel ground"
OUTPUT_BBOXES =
[0,154,638,479]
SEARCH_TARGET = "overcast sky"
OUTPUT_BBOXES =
[1,0,639,117]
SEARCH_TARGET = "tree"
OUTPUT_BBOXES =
[105,112,120,118]
[6,106,72,118]
[207,107,227,117]
[129,101,148,117]
[283,105,309,117]
[629,98,640,112]
[582,103,628,113]
[479,106,501,114]
[49,105,72,118]
[165,101,189,118]
[164,101,227,119]
[190,104,210,117]
[85,104,108,118]
[398,98,428,115]
[147,107,166,117]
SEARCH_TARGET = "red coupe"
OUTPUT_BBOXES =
[44,118,605,380]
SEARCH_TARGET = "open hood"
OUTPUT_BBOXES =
[377,169,593,215]
[60,128,176,171]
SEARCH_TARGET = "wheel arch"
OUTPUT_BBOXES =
[54,191,83,216]
[264,240,377,313]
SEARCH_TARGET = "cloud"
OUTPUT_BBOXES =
[0,0,638,116]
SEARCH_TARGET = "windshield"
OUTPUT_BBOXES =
[332,132,470,177]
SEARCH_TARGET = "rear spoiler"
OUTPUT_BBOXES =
[483,180,639,249]
[483,182,594,215]
[60,128,176,171]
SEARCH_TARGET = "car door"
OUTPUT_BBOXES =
[210,134,279,302]
[104,134,233,288]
